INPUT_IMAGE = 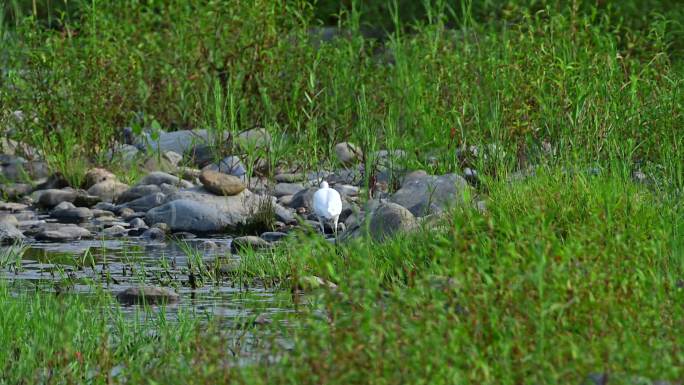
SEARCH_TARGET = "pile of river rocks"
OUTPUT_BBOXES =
[0,126,477,248]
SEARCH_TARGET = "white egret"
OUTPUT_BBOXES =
[312,181,342,236]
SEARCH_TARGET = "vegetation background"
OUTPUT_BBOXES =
[1,0,684,384]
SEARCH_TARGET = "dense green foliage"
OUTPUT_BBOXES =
[1,0,684,383]
[1,0,683,181]
[2,172,683,383]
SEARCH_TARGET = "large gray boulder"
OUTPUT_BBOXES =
[390,173,470,217]
[145,188,268,233]
[369,202,417,241]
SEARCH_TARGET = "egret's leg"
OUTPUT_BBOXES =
[317,216,325,234]
[333,215,339,238]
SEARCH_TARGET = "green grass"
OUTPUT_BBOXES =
[2,171,684,383]
[0,0,682,182]
[1,0,684,383]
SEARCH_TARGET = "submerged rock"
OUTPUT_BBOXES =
[231,235,271,253]
[141,227,166,240]
[260,231,288,242]
[116,286,180,305]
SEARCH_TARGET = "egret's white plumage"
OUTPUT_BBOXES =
[312,181,342,236]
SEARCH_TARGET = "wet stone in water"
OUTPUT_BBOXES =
[260,231,288,242]
[231,236,271,253]
[128,217,147,229]
[142,227,166,240]
[103,225,127,237]
[116,286,180,305]
[51,207,93,224]
[35,224,91,242]
[0,222,25,245]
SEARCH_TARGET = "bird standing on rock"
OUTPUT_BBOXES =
[313,181,342,237]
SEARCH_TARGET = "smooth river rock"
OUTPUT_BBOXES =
[35,224,91,242]
[0,222,25,245]
[145,188,267,233]
[199,170,245,196]
[37,189,77,208]
[51,207,93,223]
[369,202,417,241]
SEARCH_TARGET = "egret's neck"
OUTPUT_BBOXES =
[320,181,329,189]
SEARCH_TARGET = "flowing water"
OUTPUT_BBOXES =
[1,236,296,323]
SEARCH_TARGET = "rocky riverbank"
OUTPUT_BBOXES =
[0,126,479,249]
